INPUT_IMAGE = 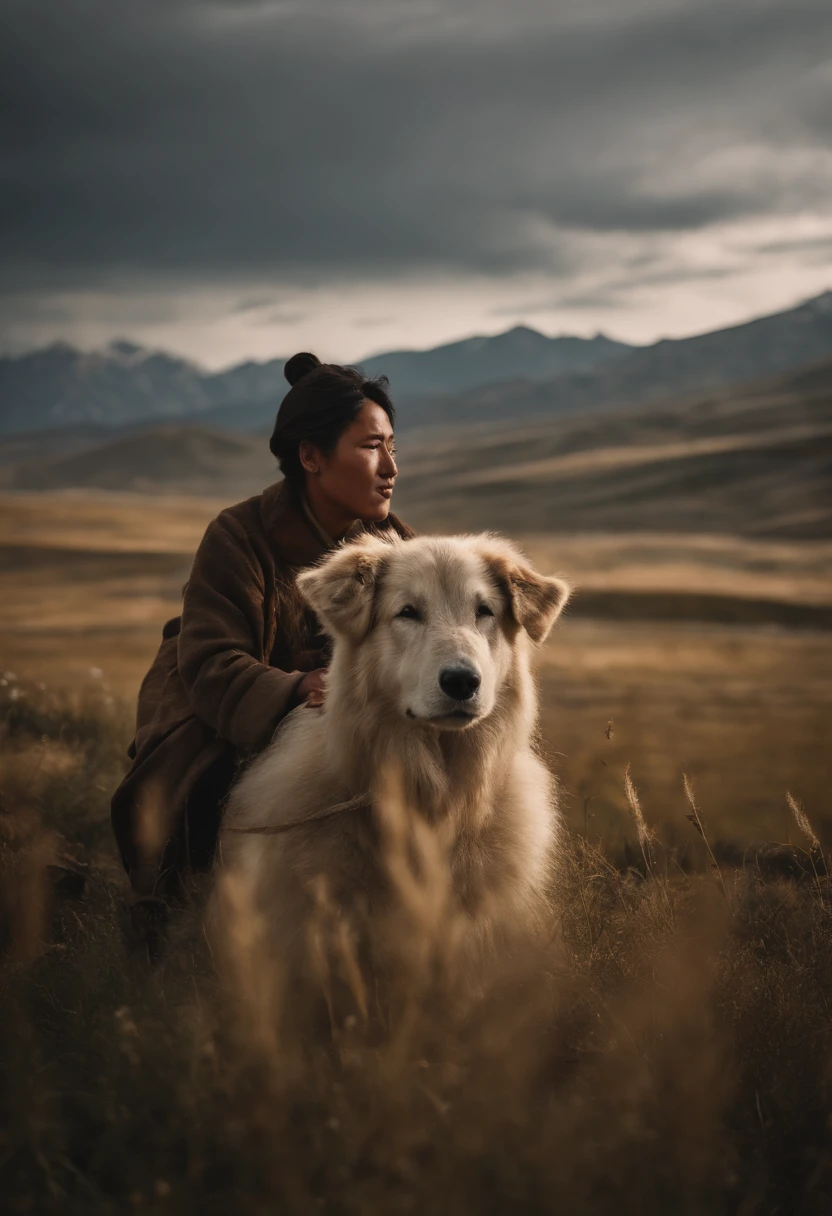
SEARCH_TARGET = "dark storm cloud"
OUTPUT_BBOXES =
[1,0,831,290]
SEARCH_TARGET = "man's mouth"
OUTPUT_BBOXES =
[376,486,394,499]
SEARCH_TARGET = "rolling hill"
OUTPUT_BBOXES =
[10,425,275,496]
[392,357,832,539]
[7,356,831,540]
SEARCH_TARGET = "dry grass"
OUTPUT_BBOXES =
[541,618,832,845]
[0,489,225,553]
[2,680,832,1214]
[2,490,831,1210]
[2,490,831,839]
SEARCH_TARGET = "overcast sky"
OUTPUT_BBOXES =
[2,0,831,368]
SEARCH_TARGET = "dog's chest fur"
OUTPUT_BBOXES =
[281,766,550,929]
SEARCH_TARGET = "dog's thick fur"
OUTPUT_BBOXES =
[212,533,570,972]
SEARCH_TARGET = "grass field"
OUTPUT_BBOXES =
[2,677,832,1214]
[1,489,830,847]
[2,486,832,1212]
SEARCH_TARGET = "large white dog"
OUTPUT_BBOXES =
[213,532,570,969]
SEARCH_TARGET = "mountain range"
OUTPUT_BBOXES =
[0,327,631,436]
[1,290,830,438]
[358,328,631,396]
[405,290,832,432]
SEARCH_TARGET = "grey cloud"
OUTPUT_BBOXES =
[507,289,634,313]
[255,308,308,325]
[1,0,831,294]
[352,315,399,328]
[489,261,753,317]
[755,234,832,257]
[620,265,743,288]
[231,296,280,314]
[230,295,307,323]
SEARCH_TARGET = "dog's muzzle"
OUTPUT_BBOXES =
[438,663,481,702]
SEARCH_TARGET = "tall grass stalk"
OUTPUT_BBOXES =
[683,772,731,909]
[787,791,825,907]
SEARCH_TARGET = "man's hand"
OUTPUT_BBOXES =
[294,667,328,708]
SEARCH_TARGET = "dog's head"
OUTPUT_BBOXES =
[296,533,570,730]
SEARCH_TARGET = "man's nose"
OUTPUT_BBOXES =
[381,446,398,477]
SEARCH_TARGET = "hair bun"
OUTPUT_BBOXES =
[284,351,321,387]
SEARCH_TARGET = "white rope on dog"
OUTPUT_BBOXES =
[221,792,372,836]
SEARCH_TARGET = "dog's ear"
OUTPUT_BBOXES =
[296,534,394,642]
[479,540,571,644]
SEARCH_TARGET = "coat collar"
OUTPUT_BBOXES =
[298,487,336,549]
[259,479,365,568]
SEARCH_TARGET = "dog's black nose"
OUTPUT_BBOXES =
[439,664,481,701]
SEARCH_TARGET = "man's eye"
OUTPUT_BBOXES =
[396,605,421,620]
[477,603,494,618]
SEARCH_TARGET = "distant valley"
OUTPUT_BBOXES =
[3,356,830,543]
[394,358,832,541]
[1,288,830,550]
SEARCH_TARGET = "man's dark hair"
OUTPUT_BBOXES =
[269,352,395,484]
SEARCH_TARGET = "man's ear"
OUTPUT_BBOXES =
[296,534,394,642]
[479,538,571,644]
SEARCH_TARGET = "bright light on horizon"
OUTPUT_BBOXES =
[2,261,831,373]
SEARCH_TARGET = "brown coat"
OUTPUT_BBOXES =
[110,479,413,894]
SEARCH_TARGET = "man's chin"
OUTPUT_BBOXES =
[363,498,391,521]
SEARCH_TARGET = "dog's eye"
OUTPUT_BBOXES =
[477,603,494,618]
[396,604,421,621]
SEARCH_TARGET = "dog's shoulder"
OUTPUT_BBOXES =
[224,707,332,831]
[462,748,558,895]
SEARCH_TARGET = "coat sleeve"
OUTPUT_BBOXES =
[177,512,306,752]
